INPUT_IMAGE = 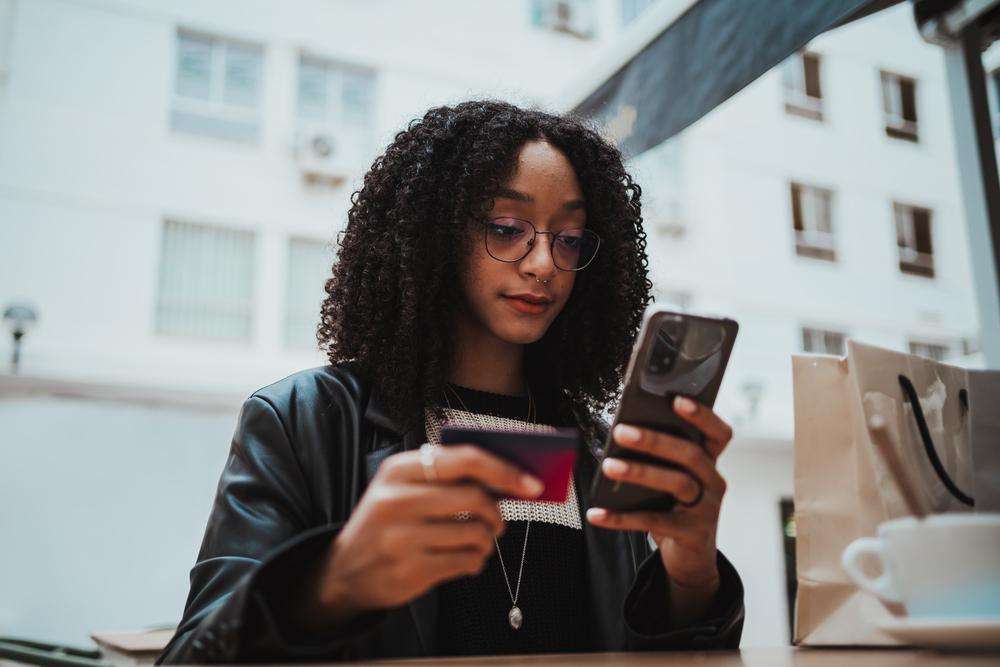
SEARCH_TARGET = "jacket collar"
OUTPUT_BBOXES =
[363,383,404,435]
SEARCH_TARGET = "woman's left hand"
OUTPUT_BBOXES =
[585,395,733,625]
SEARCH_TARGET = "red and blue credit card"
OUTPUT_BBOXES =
[439,426,580,502]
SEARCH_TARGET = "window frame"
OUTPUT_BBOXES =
[791,182,836,262]
[783,51,824,121]
[171,29,264,143]
[297,54,376,128]
[284,236,333,350]
[801,326,847,355]
[880,70,919,142]
[908,339,951,362]
[155,220,257,343]
[894,202,935,279]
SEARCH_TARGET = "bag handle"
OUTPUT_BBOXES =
[897,374,974,507]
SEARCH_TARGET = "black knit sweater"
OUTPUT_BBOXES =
[435,384,594,656]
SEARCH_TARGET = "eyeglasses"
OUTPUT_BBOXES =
[480,217,601,271]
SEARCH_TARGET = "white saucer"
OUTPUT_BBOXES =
[877,616,1000,649]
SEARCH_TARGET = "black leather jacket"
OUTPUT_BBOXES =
[158,366,744,663]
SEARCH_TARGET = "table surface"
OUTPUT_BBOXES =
[320,647,1000,667]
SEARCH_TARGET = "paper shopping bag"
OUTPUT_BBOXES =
[791,340,985,646]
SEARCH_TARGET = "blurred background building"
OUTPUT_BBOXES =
[0,0,991,650]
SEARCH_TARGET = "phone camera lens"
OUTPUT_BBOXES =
[647,319,682,375]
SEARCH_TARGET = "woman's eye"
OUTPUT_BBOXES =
[488,222,524,239]
[556,235,582,250]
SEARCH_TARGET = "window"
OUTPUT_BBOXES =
[531,0,595,38]
[895,203,934,278]
[298,56,375,126]
[285,238,333,349]
[156,221,255,341]
[171,30,262,143]
[802,327,846,355]
[909,340,950,362]
[881,71,918,142]
[791,182,835,261]
[783,51,823,121]
[621,0,657,25]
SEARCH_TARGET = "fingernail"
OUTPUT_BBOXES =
[615,424,641,443]
[522,474,544,496]
[587,508,608,521]
[603,458,628,475]
[674,396,696,414]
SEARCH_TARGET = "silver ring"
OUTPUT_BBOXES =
[419,443,439,483]
[535,278,550,284]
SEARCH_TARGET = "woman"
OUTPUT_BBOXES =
[158,100,744,663]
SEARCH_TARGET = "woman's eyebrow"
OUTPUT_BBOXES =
[495,187,586,211]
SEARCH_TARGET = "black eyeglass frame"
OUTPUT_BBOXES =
[479,217,602,272]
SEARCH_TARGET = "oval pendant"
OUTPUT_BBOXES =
[508,605,523,630]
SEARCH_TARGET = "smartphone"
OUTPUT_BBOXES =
[439,426,579,502]
[589,306,738,513]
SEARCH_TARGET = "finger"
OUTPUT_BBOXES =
[600,457,704,505]
[585,507,696,534]
[612,425,721,494]
[414,521,497,556]
[672,396,733,460]
[372,483,504,534]
[421,483,505,531]
[385,446,543,498]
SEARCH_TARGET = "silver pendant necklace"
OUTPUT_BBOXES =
[443,382,535,630]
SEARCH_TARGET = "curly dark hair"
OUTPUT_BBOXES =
[318,100,652,431]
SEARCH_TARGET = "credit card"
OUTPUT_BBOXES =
[440,426,580,502]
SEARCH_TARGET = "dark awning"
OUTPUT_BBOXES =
[571,0,903,158]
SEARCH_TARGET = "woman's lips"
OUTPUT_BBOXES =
[502,295,550,315]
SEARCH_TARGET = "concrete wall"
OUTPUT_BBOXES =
[0,392,237,645]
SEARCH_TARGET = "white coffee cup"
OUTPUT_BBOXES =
[841,513,1000,618]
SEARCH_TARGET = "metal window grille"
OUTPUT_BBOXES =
[156,221,255,341]
[285,238,332,349]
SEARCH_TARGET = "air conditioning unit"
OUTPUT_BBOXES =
[545,0,594,38]
[294,124,367,185]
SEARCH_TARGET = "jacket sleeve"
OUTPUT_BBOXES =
[622,533,745,650]
[157,396,387,664]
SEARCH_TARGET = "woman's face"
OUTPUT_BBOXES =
[458,140,586,346]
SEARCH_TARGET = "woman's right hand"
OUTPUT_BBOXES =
[300,445,544,628]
